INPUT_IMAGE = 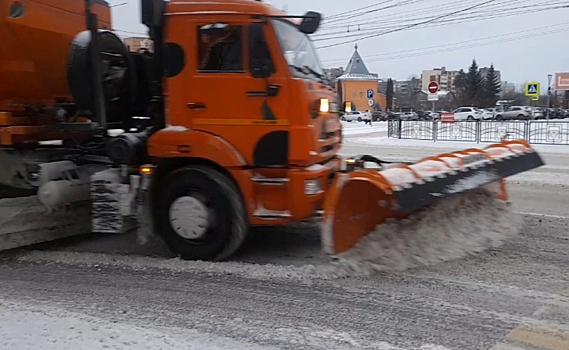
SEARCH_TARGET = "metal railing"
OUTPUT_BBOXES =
[388,119,569,145]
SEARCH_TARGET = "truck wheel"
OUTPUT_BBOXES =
[156,165,248,261]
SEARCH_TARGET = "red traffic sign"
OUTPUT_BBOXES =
[428,81,439,94]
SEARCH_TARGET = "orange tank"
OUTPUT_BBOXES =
[0,0,111,111]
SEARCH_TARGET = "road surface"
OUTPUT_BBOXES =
[0,122,568,350]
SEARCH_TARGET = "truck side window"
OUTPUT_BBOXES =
[198,23,243,72]
[248,23,275,78]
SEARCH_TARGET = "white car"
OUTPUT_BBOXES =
[341,111,371,122]
[398,111,419,121]
[452,107,484,121]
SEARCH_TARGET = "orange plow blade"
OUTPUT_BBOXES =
[321,140,544,256]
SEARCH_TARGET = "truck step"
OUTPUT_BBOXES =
[253,208,292,219]
[251,176,290,185]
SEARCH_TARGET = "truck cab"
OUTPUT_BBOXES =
[137,0,342,260]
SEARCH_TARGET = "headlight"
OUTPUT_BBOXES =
[304,179,322,195]
[319,99,329,113]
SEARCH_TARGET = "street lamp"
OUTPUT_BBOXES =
[547,74,553,119]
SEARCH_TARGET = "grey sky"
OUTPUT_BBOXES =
[108,0,569,89]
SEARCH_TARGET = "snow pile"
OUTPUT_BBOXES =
[311,189,523,279]
[0,196,91,235]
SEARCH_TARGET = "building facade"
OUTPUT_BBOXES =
[323,67,345,81]
[421,67,459,92]
[123,37,154,53]
[336,45,387,111]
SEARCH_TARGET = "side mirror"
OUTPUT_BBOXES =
[141,0,165,28]
[299,11,321,34]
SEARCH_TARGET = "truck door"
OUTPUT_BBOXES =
[185,20,290,167]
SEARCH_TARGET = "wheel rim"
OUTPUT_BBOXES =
[169,195,212,240]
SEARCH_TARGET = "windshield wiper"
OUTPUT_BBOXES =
[289,64,325,84]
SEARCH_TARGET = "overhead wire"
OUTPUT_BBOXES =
[321,21,569,64]
[313,3,567,41]
[320,0,509,27]
[323,0,431,24]
[316,0,502,49]
[315,0,537,35]
[364,26,569,62]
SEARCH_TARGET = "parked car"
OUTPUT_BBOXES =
[495,106,533,120]
[530,107,544,119]
[398,111,419,121]
[371,110,387,121]
[483,108,498,120]
[452,107,484,121]
[341,111,371,122]
[419,111,436,121]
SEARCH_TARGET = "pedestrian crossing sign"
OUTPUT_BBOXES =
[525,82,540,97]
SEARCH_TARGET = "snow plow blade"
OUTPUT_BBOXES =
[321,140,544,255]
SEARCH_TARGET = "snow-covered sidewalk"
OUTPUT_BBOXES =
[347,134,569,154]
[340,121,388,136]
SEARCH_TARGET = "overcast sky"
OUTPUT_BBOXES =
[108,0,569,89]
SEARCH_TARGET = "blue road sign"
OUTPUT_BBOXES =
[367,89,374,99]
[525,83,540,97]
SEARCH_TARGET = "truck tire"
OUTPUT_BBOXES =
[155,165,248,261]
[67,30,136,128]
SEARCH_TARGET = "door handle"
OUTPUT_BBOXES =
[187,102,207,109]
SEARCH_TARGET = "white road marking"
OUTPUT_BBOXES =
[514,212,569,220]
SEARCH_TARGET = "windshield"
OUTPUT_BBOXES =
[271,19,325,83]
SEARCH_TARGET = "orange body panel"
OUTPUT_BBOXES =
[148,0,342,225]
[0,0,111,110]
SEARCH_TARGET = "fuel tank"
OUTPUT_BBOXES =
[0,0,111,110]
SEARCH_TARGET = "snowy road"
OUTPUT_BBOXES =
[0,122,568,350]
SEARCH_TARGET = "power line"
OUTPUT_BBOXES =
[323,0,396,20]
[321,0,509,27]
[313,3,566,41]
[316,0,501,49]
[319,0,481,29]
[316,0,537,34]
[364,26,569,62]
[323,0,430,25]
[321,21,569,64]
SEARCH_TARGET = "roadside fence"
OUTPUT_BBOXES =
[388,119,569,145]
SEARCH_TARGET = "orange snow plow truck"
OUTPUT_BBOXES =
[0,0,544,260]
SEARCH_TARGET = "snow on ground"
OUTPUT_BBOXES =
[317,189,522,278]
[18,191,521,281]
[346,134,569,154]
[342,131,569,186]
[340,121,388,135]
[0,299,278,350]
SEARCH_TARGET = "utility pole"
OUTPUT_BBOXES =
[547,74,553,119]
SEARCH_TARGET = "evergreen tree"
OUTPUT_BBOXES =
[466,59,483,106]
[453,69,468,106]
[386,79,394,110]
[481,64,502,108]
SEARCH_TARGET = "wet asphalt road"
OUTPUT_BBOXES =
[0,139,568,350]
